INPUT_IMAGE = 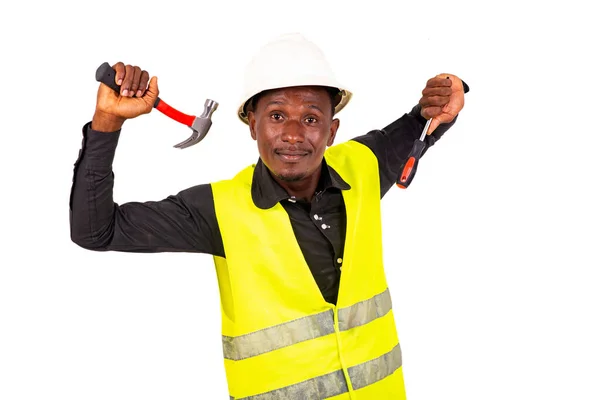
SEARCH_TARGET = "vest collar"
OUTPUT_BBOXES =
[251,157,351,209]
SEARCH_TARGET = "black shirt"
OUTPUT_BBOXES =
[70,102,463,304]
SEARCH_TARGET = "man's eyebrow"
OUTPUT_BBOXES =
[307,104,324,114]
[263,100,284,110]
[263,100,324,114]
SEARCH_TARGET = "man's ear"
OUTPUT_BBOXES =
[248,112,257,140]
[327,118,340,146]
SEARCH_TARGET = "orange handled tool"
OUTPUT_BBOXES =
[396,118,432,189]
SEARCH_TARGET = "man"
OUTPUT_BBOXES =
[70,33,468,399]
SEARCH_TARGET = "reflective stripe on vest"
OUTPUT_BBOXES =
[223,288,393,361]
[338,287,393,331]
[223,309,335,361]
[232,344,402,400]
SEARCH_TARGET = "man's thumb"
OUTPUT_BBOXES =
[427,117,441,135]
[145,76,159,103]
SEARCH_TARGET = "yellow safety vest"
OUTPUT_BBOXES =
[211,140,406,399]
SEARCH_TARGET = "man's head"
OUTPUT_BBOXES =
[246,85,341,182]
[237,33,352,183]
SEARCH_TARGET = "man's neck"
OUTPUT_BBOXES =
[272,168,322,203]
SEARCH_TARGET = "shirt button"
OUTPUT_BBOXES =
[321,223,330,229]
[337,258,343,264]
[314,214,319,220]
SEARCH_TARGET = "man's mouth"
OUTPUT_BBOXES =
[275,149,309,162]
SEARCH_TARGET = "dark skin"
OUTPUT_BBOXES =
[420,74,465,134]
[91,63,465,202]
[247,86,340,202]
[91,62,157,132]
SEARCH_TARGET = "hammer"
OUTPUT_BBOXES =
[95,62,218,149]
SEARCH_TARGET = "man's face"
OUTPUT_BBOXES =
[247,86,340,182]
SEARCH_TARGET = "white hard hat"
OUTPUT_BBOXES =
[237,33,352,124]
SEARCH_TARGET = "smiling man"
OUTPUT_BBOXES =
[248,86,340,192]
[70,33,468,399]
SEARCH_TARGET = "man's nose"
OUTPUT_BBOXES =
[281,119,305,144]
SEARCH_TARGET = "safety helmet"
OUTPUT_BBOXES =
[237,33,352,124]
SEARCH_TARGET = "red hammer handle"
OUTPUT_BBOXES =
[153,98,195,127]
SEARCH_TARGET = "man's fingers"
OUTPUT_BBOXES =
[421,95,449,108]
[420,76,453,111]
[112,62,125,86]
[138,70,150,97]
[422,86,452,97]
[425,76,453,89]
[420,73,464,135]
[129,66,142,97]
[121,65,135,97]
[96,63,158,121]
[421,106,442,120]
[108,62,149,97]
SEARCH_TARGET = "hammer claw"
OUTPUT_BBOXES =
[172,99,218,149]
[173,130,203,149]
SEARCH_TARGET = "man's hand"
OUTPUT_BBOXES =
[91,62,159,132]
[419,73,465,135]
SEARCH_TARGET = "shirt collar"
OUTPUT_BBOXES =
[251,157,351,209]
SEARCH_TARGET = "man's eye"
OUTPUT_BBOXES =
[306,117,317,124]
[271,113,283,120]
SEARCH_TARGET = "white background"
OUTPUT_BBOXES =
[1,1,599,399]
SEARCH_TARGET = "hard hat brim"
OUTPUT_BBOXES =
[237,87,352,125]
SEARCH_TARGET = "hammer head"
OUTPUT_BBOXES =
[173,99,219,149]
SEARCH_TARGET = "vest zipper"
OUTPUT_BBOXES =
[333,305,355,399]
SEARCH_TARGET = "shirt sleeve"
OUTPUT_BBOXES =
[69,122,225,257]
[352,80,469,198]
